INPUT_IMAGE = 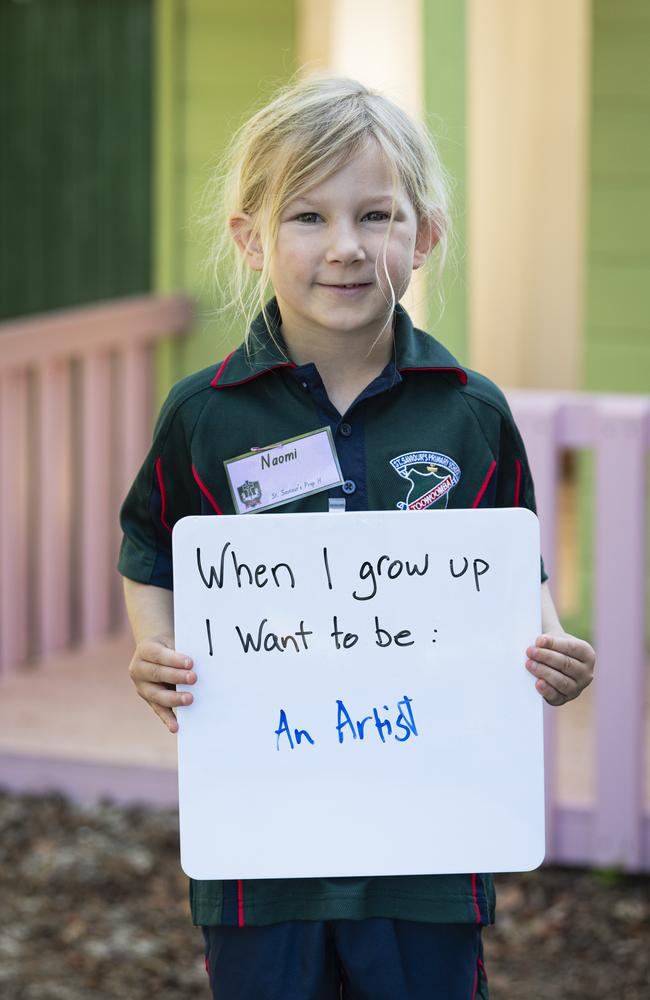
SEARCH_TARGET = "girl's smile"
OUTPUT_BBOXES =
[315,281,374,295]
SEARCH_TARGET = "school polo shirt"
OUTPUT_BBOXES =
[119,298,546,928]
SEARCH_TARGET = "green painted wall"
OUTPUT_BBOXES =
[585,0,650,392]
[154,0,296,392]
[422,0,467,363]
[574,0,650,644]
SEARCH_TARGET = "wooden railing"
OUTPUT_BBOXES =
[0,304,648,870]
[508,390,650,871]
[0,295,191,672]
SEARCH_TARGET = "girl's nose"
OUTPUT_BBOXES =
[324,224,365,264]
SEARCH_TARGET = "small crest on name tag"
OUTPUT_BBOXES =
[237,479,263,509]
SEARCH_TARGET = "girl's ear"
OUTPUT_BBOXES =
[228,213,264,272]
[412,217,439,270]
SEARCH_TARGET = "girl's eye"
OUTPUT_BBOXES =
[295,212,321,223]
[363,210,391,222]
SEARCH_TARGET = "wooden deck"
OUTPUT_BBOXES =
[0,634,178,805]
[0,631,648,810]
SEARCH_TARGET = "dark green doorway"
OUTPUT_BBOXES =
[0,0,152,320]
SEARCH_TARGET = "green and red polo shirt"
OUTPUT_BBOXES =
[119,299,545,928]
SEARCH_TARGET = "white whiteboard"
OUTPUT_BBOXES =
[172,508,545,880]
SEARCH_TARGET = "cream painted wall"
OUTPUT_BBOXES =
[468,0,590,388]
[296,0,427,327]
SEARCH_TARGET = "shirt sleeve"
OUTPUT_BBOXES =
[495,403,548,583]
[117,389,200,590]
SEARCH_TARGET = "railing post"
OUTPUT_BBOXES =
[38,361,72,655]
[81,353,112,643]
[593,399,649,868]
[114,343,153,629]
[507,393,562,863]
[0,371,30,673]
[121,343,153,499]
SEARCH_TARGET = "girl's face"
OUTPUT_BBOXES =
[233,141,433,350]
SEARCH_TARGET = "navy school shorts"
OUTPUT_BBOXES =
[202,918,489,1000]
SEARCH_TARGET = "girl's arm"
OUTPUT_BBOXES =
[525,581,595,706]
[123,577,196,733]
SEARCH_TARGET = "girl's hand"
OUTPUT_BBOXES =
[128,635,196,733]
[525,632,595,706]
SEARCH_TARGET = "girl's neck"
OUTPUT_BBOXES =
[281,321,394,416]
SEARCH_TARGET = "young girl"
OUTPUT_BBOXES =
[120,76,595,1000]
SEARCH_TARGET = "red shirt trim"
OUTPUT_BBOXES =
[210,350,237,386]
[192,464,224,514]
[211,353,296,388]
[155,457,172,534]
[514,459,522,506]
[472,460,497,509]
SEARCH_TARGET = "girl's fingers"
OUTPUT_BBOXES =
[534,633,588,662]
[527,647,581,683]
[139,640,192,671]
[526,636,595,689]
[525,657,576,699]
[525,632,596,705]
[127,642,195,733]
[151,703,180,734]
[531,634,595,675]
[137,682,192,732]
[137,680,194,710]
[130,659,197,687]
[532,676,568,707]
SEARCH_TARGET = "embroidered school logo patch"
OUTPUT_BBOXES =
[390,451,461,511]
[237,480,263,509]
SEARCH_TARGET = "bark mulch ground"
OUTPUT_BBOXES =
[1,791,649,999]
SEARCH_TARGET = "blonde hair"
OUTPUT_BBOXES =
[204,75,452,345]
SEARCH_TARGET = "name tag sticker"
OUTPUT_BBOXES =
[224,428,344,514]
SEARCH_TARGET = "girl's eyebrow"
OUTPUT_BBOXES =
[289,192,397,208]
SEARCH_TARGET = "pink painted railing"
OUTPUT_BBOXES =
[0,295,191,673]
[507,390,650,872]
[0,308,647,873]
